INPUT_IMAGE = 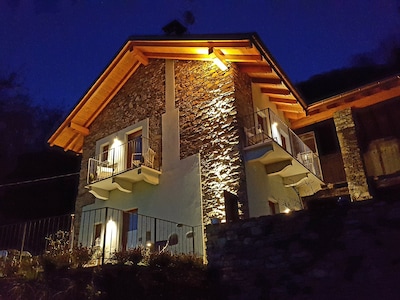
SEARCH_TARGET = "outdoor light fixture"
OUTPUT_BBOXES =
[209,48,228,71]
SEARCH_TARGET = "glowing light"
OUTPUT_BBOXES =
[210,48,228,71]
[271,122,282,145]
[213,57,228,71]
[105,219,118,253]
[283,207,291,214]
[108,137,124,171]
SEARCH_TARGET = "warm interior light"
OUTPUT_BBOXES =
[105,219,118,253]
[283,207,291,214]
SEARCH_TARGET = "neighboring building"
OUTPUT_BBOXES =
[48,33,324,257]
[293,74,400,202]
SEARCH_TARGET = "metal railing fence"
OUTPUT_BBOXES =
[0,214,73,256]
[79,207,202,264]
[87,136,161,184]
[243,108,323,179]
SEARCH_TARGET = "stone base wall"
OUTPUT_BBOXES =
[206,199,400,299]
[334,108,372,201]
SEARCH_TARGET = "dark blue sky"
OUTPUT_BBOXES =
[1,0,399,111]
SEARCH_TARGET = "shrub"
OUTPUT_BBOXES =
[112,247,144,265]
[71,245,92,268]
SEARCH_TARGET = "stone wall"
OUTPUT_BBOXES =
[74,60,166,239]
[175,61,250,222]
[334,108,372,201]
[206,199,400,299]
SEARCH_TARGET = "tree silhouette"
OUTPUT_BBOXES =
[0,72,80,225]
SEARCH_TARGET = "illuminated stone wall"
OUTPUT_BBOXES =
[74,60,166,239]
[175,61,251,223]
[206,199,400,299]
[334,108,372,201]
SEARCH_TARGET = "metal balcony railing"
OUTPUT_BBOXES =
[243,108,323,180]
[87,137,160,184]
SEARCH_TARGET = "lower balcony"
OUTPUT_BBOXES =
[86,137,161,200]
[243,108,324,195]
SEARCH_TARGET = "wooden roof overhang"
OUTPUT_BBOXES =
[291,75,400,130]
[48,33,307,153]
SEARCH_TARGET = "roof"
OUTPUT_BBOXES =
[291,74,400,129]
[48,33,307,153]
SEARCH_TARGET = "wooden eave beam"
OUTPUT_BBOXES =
[237,63,272,74]
[269,97,298,104]
[285,111,306,120]
[131,48,149,65]
[275,103,305,113]
[261,87,291,95]
[69,122,89,136]
[251,77,282,85]
[142,51,262,63]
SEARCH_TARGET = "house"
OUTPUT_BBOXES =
[48,33,324,258]
[293,74,400,203]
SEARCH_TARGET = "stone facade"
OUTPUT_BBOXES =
[206,199,400,299]
[175,61,250,222]
[74,59,166,239]
[334,108,372,201]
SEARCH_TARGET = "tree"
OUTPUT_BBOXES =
[0,72,80,224]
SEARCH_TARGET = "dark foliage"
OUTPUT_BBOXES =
[297,40,400,104]
[0,72,80,224]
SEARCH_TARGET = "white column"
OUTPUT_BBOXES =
[162,60,180,170]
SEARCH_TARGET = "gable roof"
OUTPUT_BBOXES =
[48,33,307,153]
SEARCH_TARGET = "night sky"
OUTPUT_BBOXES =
[1,0,399,111]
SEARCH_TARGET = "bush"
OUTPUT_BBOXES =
[112,247,144,265]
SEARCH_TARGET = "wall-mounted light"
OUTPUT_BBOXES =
[209,48,228,71]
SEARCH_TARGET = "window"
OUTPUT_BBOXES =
[269,201,279,215]
[93,223,102,247]
[122,209,138,250]
[100,144,109,162]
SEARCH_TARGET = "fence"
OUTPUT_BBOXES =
[0,208,202,265]
[0,214,73,257]
[79,207,203,264]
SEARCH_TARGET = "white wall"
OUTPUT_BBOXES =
[82,153,204,255]
[246,161,303,217]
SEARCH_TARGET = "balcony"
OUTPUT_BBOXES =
[243,108,323,187]
[86,137,161,200]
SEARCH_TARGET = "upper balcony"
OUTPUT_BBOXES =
[86,137,161,200]
[243,108,323,187]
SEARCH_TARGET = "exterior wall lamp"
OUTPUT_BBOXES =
[209,47,228,71]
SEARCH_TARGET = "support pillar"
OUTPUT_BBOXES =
[334,108,372,201]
